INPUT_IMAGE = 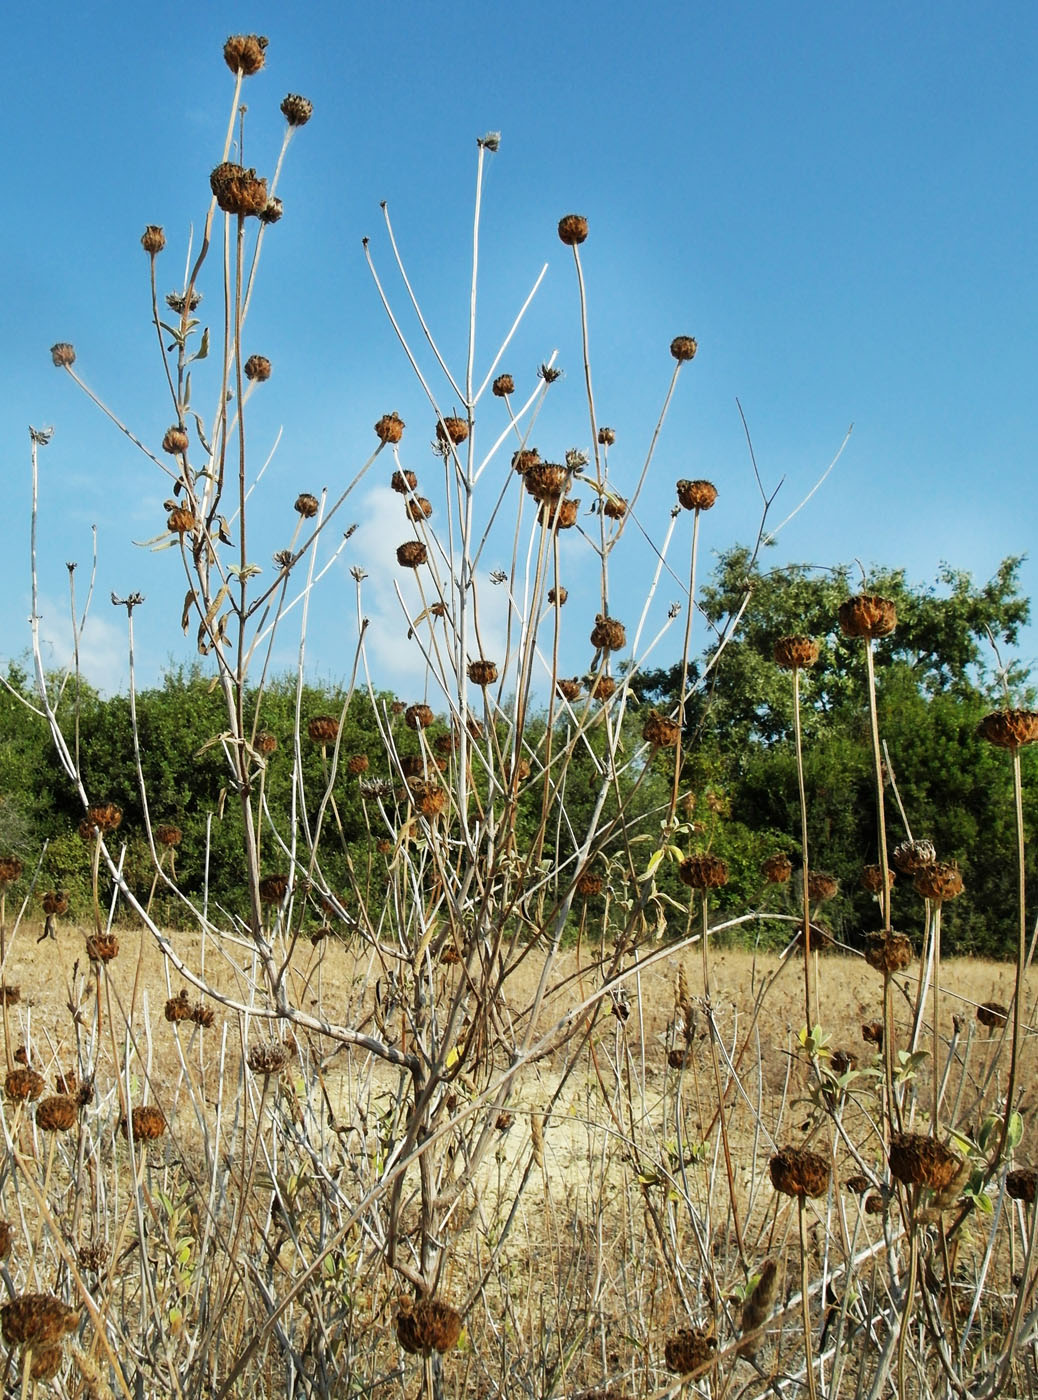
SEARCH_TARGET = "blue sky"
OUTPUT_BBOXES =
[4,2,1035,696]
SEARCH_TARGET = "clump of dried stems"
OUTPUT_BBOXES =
[5,31,1038,1400]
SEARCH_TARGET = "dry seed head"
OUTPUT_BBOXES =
[0,986,19,1006]
[557,213,589,245]
[191,1003,215,1028]
[162,425,190,455]
[0,856,22,884]
[913,860,964,902]
[511,447,541,474]
[42,890,68,916]
[679,853,729,890]
[548,586,568,605]
[256,730,278,755]
[664,1328,716,1375]
[892,838,936,874]
[864,930,912,974]
[740,1259,778,1338]
[395,1298,463,1355]
[223,33,267,74]
[406,495,433,522]
[405,703,434,730]
[244,354,271,382]
[247,1039,292,1076]
[0,1295,79,1348]
[1007,1168,1038,1203]
[862,1020,883,1047]
[642,711,681,747]
[121,1105,166,1142]
[843,1174,871,1195]
[598,426,616,445]
[838,593,897,640]
[50,342,76,368]
[167,507,195,534]
[540,496,580,529]
[602,495,627,520]
[280,93,313,126]
[5,1069,44,1102]
[164,990,192,1022]
[524,462,569,500]
[259,197,283,224]
[806,870,840,902]
[774,635,820,671]
[85,934,118,964]
[53,1071,76,1096]
[258,874,289,904]
[307,715,339,743]
[556,678,582,702]
[492,373,514,397]
[769,1146,830,1199]
[670,335,698,362]
[830,1049,857,1075]
[377,413,406,444]
[346,754,370,775]
[27,1343,65,1382]
[861,863,894,893]
[36,1096,76,1132]
[396,540,428,568]
[865,1192,886,1214]
[588,672,617,701]
[467,659,498,687]
[762,852,793,884]
[390,468,417,494]
[977,1001,1009,1028]
[436,415,469,445]
[292,493,320,521]
[590,614,627,652]
[676,478,717,511]
[140,225,165,255]
[978,709,1038,750]
[154,824,182,848]
[888,1132,962,1190]
[209,162,268,217]
[575,870,603,898]
[77,1241,108,1272]
[400,779,447,818]
[166,289,202,314]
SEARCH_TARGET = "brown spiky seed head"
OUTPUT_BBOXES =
[557,678,582,702]
[259,197,284,224]
[395,1297,463,1355]
[5,1069,44,1102]
[862,1020,883,1047]
[769,1146,830,1199]
[774,635,820,671]
[548,586,568,605]
[602,495,627,519]
[664,1328,716,1375]
[807,871,840,902]
[50,342,76,368]
[0,1294,79,1348]
[0,856,22,884]
[140,225,165,255]
[589,673,617,700]
[598,426,617,445]
[524,462,569,500]
[247,1040,291,1076]
[210,162,268,217]
[85,934,118,964]
[831,1049,858,1075]
[977,709,1038,750]
[293,492,320,520]
[41,890,68,917]
[307,715,339,744]
[400,779,447,818]
[642,711,681,747]
[164,990,192,1022]
[28,1344,64,1382]
[77,1241,108,1272]
[280,93,313,126]
[346,754,370,775]
[977,1001,1009,1028]
[436,415,469,445]
[377,413,406,444]
[511,448,541,474]
[762,852,793,884]
[492,374,514,397]
[121,1105,166,1142]
[405,704,434,730]
[396,540,428,568]
[892,838,937,874]
[590,615,626,652]
[166,290,202,314]
[670,335,698,362]
[888,1133,962,1190]
[390,469,417,495]
[864,930,912,974]
[36,1096,76,1132]
[405,496,433,522]
[676,478,717,511]
[155,824,182,848]
[844,1174,871,1195]
[679,853,729,890]
[575,870,604,898]
[167,507,195,534]
[223,33,268,75]
[540,497,580,529]
[557,214,589,246]
[1007,1168,1038,1203]
[244,354,271,382]
[162,425,189,454]
[191,1003,215,1028]
[865,1193,886,1214]
[467,659,498,687]
[838,593,897,640]
[913,860,964,902]
[256,731,278,756]
[258,874,289,904]
[861,863,894,893]
[53,1071,76,1097]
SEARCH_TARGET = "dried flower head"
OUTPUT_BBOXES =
[247,1039,292,1076]
[838,593,897,640]
[664,1328,716,1375]
[436,415,469,445]
[676,478,717,511]
[862,1020,883,1047]
[830,1049,858,1076]
[280,93,313,126]
[0,1294,79,1348]
[557,213,589,246]
[864,930,912,974]
[36,1096,76,1132]
[492,374,514,397]
[888,1132,962,1190]
[395,1297,463,1355]
[154,824,182,849]
[590,615,626,652]
[166,290,202,314]
[403,495,432,524]
[162,425,190,455]
[670,335,698,362]
[977,1001,1009,1028]
[77,1241,108,1272]
[1007,1168,1038,1203]
[191,1003,215,1028]
[769,1146,830,1199]
[892,838,937,874]
[308,715,339,744]
[291,493,320,521]
[405,704,434,730]
[396,540,428,568]
[259,197,284,224]
[467,659,498,687]
[806,871,840,903]
[140,225,165,255]
[642,711,681,747]
[258,874,289,904]
[588,673,617,701]
[256,731,278,756]
[977,709,1038,750]
[121,1105,166,1142]
[376,413,406,444]
[540,497,580,529]
[762,852,793,884]
[399,779,447,818]
[524,463,570,503]
[345,754,370,776]
[844,1174,871,1195]
[0,856,23,884]
[861,863,894,893]
[547,586,568,606]
[913,860,964,902]
[167,507,196,534]
[575,870,603,898]
[556,678,582,703]
[774,636,820,671]
[511,448,540,475]
[50,343,76,368]
[602,495,627,520]
[41,890,69,917]
[5,1069,44,1102]
[244,354,271,382]
[598,426,616,446]
[223,33,268,75]
[164,989,192,1023]
[210,162,268,217]
[679,853,729,890]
